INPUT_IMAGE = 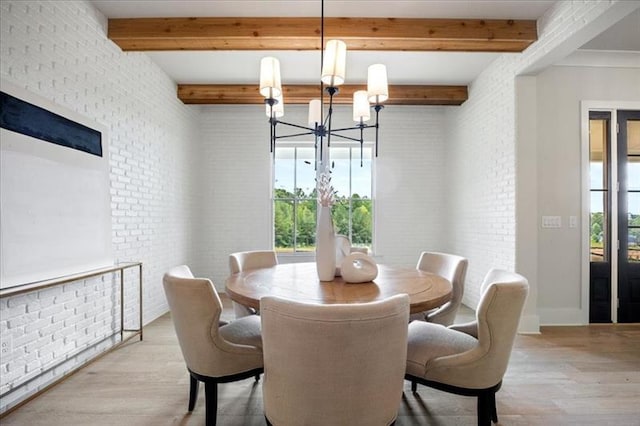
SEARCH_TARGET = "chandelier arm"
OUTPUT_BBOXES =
[269,116,274,153]
[374,104,383,157]
[320,0,325,128]
[318,127,323,167]
[275,131,317,140]
[272,120,277,152]
[274,120,316,133]
[314,124,319,171]
[326,90,336,148]
[322,106,331,128]
[360,122,364,167]
[327,132,362,143]
[267,100,274,151]
[330,124,375,132]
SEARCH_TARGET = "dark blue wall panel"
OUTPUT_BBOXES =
[0,91,102,157]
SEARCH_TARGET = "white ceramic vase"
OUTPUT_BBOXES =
[334,234,351,277]
[341,252,379,283]
[316,205,336,281]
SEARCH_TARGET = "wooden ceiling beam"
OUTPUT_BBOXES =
[177,84,468,106]
[108,17,537,52]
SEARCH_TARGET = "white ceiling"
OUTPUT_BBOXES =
[89,1,638,86]
[90,1,556,19]
[581,8,640,52]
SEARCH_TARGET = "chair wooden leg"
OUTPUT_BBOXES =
[411,380,417,392]
[204,381,218,426]
[188,375,199,412]
[489,391,498,423]
[476,393,492,426]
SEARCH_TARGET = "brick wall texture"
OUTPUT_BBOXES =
[0,0,199,412]
[0,0,628,413]
[445,0,627,309]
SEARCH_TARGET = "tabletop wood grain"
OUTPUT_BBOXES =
[225,262,452,314]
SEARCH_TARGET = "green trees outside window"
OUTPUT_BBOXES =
[590,211,604,261]
[274,144,372,253]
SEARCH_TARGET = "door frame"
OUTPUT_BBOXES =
[581,101,640,324]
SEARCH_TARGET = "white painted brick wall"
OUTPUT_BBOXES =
[374,106,449,265]
[0,0,626,414]
[196,104,272,288]
[445,0,627,310]
[445,62,517,308]
[196,104,449,288]
[0,0,199,413]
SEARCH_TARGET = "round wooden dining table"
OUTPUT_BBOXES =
[225,262,452,315]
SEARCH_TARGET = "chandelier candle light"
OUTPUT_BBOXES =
[258,0,389,167]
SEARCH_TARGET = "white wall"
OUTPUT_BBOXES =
[444,59,518,312]
[0,0,199,413]
[535,65,640,325]
[515,76,540,332]
[197,104,450,289]
[444,0,636,332]
[195,105,273,287]
[374,106,449,265]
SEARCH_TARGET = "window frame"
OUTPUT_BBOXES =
[271,140,375,255]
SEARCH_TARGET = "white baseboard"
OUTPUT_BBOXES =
[518,314,540,334]
[538,308,586,326]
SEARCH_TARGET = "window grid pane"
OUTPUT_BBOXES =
[589,116,609,263]
[590,191,607,262]
[274,199,294,252]
[273,144,373,253]
[296,147,316,197]
[295,198,317,252]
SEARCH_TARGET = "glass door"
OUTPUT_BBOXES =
[589,111,612,323]
[617,110,640,322]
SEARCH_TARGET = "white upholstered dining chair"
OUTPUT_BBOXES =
[405,269,529,426]
[412,251,468,325]
[228,250,278,318]
[261,294,410,426]
[163,265,263,426]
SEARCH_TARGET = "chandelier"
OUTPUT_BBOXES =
[258,0,389,167]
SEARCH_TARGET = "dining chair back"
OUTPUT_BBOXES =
[229,250,278,274]
[261,294,410,426]
[228,250,278,317]
[414,251,468,325]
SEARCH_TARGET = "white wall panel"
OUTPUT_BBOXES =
[0,0,199,412]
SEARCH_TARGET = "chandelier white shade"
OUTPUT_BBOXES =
[259,57,282,99]
[259,0,388,162]
[353,90,370,122]
[308,99,322,125]
[367,64,389,104]
[321,40,347,87]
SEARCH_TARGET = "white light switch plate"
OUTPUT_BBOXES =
[569,216,577,228]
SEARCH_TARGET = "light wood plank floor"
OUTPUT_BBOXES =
[2,297,640,426]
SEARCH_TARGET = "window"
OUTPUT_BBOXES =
[589,114,610,262]
[273,143,373,253]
